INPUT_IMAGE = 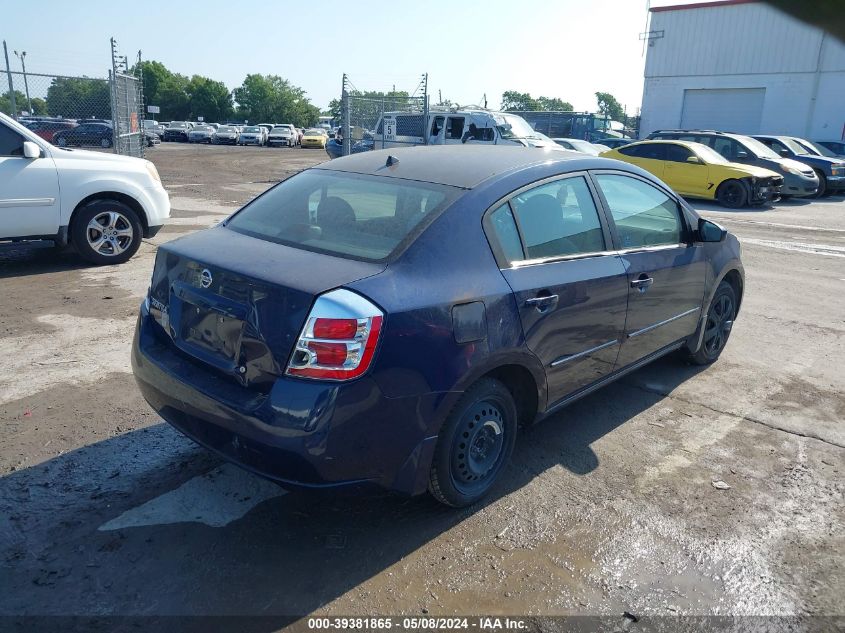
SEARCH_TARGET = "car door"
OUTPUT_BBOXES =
[484,174,629,403]
[0,121,60,238]
[591,172,706,368]
[662,143,707,197]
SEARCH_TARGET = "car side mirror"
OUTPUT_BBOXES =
[23,141,41,159]
[686,155,701,164]
[736,151,748,160]
[698,218,726,242]
[779,149,789,157]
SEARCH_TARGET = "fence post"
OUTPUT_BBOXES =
[422,73,429,145]
[3,41,17,119]
[341,73,351,157]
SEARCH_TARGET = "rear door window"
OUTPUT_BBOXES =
[446,117,465,140]
[594,174,683,249]
[507,176,606,260]
[226,170,458,262]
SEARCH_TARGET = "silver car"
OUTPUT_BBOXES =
[237,126,265,146]
[267,125,295,147]
[212,125,240,145]
[188,125,214,144]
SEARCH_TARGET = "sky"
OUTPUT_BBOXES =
[2,0,706,114]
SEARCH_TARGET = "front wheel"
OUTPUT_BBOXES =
[56,136,68,147]
[687,280,736,365]
[812,171,827,198]
[716,179,747,208]
[71,200,143,265]
[428,378,517,507]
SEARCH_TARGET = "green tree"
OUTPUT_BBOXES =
[0,90,27,116]
[536,96,573,111]
[595,92,624,121]
[135,60,191,120]
[500,91,572,112]
[187,75,233,122]
[233,74,320,127]
[46,77,111,119]
[30,97,47,115]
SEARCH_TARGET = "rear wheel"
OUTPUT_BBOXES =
[71,200,142,265]
[687,280,736,365]
[716,179,747,208]
[428,378,517,507]
[813,170,827,198]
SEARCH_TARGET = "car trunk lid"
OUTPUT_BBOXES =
[148,226,384,389]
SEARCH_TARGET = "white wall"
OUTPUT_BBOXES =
[640,2,845,139]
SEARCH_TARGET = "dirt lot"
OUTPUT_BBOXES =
[1,143,843,627]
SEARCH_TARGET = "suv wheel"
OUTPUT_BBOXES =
[72,200,143,265]
[687,280,736,365]
[716,179,747,208]
[429,378,517,507]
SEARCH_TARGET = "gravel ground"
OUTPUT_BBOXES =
[0,143,842,628]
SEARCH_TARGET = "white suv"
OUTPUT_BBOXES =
[0,112,170,264]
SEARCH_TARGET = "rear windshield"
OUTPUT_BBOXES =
[225,170,458,262]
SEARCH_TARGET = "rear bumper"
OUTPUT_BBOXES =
[131,307,441,495]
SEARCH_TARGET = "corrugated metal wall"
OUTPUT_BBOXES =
[640,2,845,139]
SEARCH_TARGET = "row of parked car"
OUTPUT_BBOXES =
[599,130,845,207]
[21,117,160,149]
[147,120,331,149]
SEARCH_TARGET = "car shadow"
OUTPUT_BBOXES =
[0,241,90,279]
[0,356,704,626]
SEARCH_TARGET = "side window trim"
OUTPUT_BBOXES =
[481,171,616,269]
[587,168,694,252]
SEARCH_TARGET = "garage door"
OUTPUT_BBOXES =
[680,88,765,134]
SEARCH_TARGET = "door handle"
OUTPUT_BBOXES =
[525,294,559,311]
[630,275,654,293]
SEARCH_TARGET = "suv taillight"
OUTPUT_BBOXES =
[285,289,383,381]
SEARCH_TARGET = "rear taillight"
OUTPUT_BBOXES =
[286,289,383,381]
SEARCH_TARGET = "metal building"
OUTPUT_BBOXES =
[639,0,845,140]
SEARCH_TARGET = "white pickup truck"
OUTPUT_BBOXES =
[0,112,170,264]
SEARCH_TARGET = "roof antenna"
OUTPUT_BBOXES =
[386,155,400,166]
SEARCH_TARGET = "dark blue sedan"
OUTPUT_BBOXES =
[132,146,744,506]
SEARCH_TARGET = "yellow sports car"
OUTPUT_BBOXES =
[601,140,783,207]
[301,128,328,149]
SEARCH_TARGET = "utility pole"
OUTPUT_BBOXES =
[13,50,32,115]
[2,41,17,118]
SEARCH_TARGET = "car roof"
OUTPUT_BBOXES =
[616,139,704,150]
[316,146,603,189]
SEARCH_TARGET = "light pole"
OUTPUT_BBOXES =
[13,50,32,115]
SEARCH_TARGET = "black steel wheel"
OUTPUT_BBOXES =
[687,280,736,365]
[429,378,517,507]
[716,180,748,208]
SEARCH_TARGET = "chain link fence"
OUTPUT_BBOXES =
[2,46,145,157]
[338,74,429,156]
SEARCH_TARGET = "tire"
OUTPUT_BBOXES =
[56,136,68,147]
[812,171,827,198]
[71,199,143,265]
[428,378,518,507]
[716,179,748,208]
[100,137,112,148]
[687,280,737,365]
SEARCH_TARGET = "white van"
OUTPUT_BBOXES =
[372,108,564,150]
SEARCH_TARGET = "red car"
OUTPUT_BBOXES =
[25,120,77,142]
